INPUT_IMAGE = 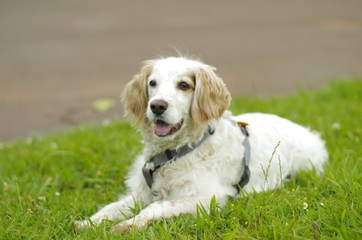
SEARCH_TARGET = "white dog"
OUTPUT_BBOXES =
[76,57,328,232]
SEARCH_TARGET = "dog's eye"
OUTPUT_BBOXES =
[178,81,190,90]
[149,80,157,87]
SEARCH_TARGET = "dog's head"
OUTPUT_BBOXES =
[122,57,231,139]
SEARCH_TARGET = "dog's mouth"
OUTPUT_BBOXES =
[153,119,184,137]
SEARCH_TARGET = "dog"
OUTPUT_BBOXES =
[76,56,328,232]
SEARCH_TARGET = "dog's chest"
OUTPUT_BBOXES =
[149,162,205,200]
[148,146,243,200]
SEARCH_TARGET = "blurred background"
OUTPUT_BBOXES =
[1,0,361,141]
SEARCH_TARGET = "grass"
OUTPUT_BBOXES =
[1,80,361,239]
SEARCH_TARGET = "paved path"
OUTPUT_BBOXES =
[1,0,361,141]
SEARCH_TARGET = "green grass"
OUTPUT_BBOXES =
[1,80,361,239]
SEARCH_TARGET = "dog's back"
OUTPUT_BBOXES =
[233,112,328,192]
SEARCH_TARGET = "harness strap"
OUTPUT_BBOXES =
[233,121,251,193]
[142,127,215,189]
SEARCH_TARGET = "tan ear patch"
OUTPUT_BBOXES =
[121,63,153,125]
[191,66,231,124]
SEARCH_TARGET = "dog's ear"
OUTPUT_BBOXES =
[191,65,231,124]
[121,61,153,125]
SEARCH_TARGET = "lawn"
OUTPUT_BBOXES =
[0,80,361,239]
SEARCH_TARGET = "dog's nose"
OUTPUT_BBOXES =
[150,100,168,115]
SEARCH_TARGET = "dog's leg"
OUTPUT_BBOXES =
[75,195,139,229]
[112,197,220,233]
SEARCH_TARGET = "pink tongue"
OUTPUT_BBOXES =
[154,121,174,136]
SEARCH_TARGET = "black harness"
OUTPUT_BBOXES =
[233,122,251,193]
[142,121,251,193]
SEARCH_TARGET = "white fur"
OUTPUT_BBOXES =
[76,57,328,232]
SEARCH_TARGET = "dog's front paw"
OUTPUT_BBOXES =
[112,220,134,233]
[74,220,92,230]
[112,216,154,233]
[74,216,104,230]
